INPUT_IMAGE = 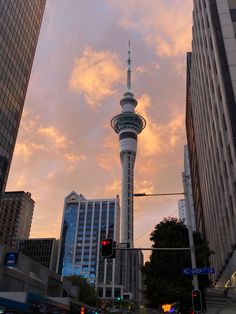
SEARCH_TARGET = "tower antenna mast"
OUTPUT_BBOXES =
[127,40,131,92]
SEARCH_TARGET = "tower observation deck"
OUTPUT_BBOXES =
[111,44,146,247]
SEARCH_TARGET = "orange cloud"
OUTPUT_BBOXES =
[138,94,185,157]
[15,174,26,188]
[96,132,120,171]
[15,143,46,161]
[110,0,192,57]
[64,153,86,162]
[69,47,123,107]
[134,179,155,195]
[38,126,67,148]
[20,108,40,132]
[105,179,121,195]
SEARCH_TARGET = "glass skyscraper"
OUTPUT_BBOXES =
[58,192,120,292]
[0,0,46,193]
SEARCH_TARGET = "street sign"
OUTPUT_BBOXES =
[182,267,215,275]
[4,252,18,267]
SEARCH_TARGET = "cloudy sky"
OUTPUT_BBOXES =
[7,0,193,258]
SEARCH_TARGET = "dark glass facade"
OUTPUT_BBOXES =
[0,0,46,192]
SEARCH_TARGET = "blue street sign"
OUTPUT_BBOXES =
[182,267,215,275]
[4,252,18,267]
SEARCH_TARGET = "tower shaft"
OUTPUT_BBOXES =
[121,151,135,246]
[111,46,146,247]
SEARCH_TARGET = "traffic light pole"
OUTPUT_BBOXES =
[115,247,190,251]
[133,191,200,311]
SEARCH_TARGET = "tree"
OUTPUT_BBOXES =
[65,275,97,306]
[142,217,211,313]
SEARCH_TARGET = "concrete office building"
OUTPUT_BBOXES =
[0,244,85,313]
[0,0,46,193]
[0,244,61,297]
[111,46,146,248]
[0,191,34,248]
[186,0,236,286]
[182,145,196,232]
[17,238,59,272]
[115,249,144,303]
[58,191,120,298]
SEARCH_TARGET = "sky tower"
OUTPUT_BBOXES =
[111,44,146,248]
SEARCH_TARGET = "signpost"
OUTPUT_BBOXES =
[182,267,215,275]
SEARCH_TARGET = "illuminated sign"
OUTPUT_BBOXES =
[4,252,18,267]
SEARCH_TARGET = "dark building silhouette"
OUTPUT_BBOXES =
[0,191,34,248]
[186,0,236,286]
[0,0,46,193]
[17,238,59,272]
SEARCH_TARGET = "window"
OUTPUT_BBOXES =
[230,9,236,22]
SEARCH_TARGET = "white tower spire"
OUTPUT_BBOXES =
[111,44,146,247]
[127,40,131,92]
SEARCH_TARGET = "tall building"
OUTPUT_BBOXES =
[58,191,120,297]
[17,238,59,272]
[0,0,46,193]
[182,145,196,232]
[115,249,144,302]
[111,45,146,248]
[186,0,236,286]
[111,47,145,303]
[0,191,35,248]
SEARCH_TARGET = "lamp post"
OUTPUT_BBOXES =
[133,191,199,290]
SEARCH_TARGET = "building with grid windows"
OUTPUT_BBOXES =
[0,191,34,248]
[17,238,59,272]
[0,0,46,193]
[58,191,120,297]
[186,0,236,286]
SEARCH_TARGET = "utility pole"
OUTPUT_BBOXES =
[133,191,199,291]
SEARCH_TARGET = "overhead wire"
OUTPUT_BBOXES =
[134,209,178,242]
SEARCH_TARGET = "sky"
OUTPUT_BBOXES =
[7,0,193,259]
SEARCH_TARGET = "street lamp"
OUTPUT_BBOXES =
[133,191,199,290]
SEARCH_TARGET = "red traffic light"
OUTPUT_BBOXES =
[102,239,111,246]
[192,289,202,312]
[101,238,115,258]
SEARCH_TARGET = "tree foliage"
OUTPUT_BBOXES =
[142,217,211,313]
[65,275,97,306]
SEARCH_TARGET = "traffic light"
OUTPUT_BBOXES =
[80,306,85,314]
[101,238,115,258]
[192,289,202,312]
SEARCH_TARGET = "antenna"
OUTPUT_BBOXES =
[127,40,131,92]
